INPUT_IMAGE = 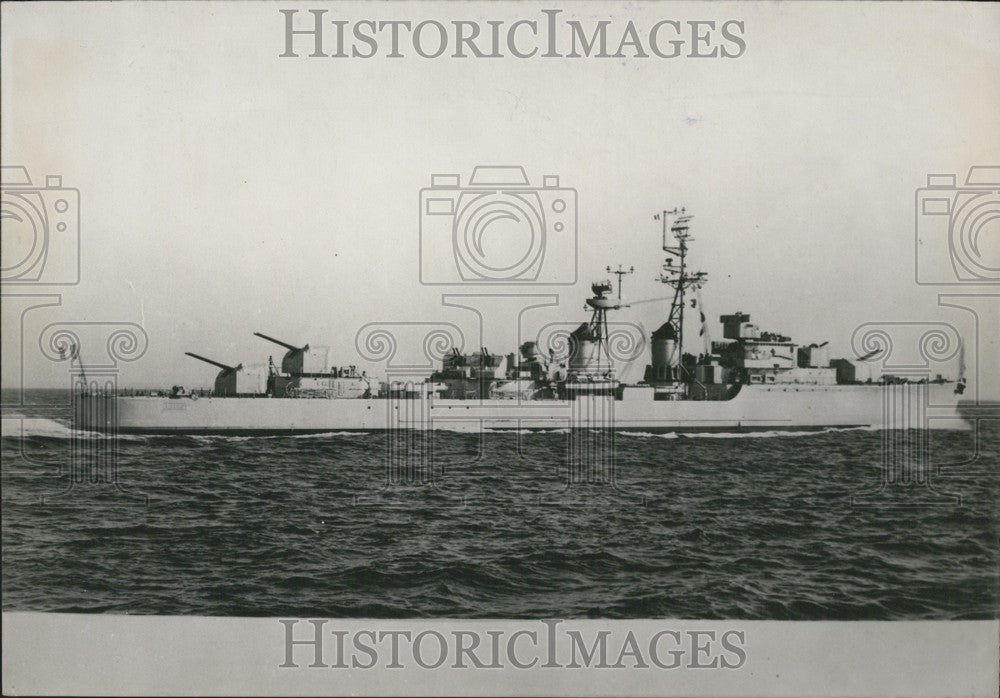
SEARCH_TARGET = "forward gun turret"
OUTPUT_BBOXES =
[185,352,262,396]
[184,352,241,373]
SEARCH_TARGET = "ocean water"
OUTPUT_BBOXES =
[2,390,997,619]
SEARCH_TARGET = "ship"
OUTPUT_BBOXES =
[74,210,972,434]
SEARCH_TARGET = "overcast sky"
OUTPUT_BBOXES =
[2,2,998,392]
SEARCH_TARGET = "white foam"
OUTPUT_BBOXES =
[0,415,146,441]
[619,426,875,440]
[188,431,373,442]
[446,427,572,435]
[1,416,79,439]
[289,431,371,439]
[617,431,680,439]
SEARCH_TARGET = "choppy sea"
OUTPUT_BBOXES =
[2,389,997,619]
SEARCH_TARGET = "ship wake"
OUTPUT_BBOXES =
[619,426,878,440]
[0,415,147,441]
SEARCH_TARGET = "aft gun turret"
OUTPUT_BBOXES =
[253,332,307,354]
[252,331,376,397]
[253,332,315,375]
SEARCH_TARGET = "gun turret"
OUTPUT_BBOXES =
[185,352,241,373]
[185,352,257,395]
[184,352,266,396]
[253,332,328,375]
[253,332,308,353]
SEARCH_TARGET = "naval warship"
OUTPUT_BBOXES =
[74,211,971,434]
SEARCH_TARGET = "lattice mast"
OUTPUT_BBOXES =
[656,209,707,381]
[584,266,632,371]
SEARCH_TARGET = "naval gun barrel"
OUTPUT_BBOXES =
[253,332,308,352]
[185,352,240,372]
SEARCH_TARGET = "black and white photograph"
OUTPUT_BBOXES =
[1,1,998,695]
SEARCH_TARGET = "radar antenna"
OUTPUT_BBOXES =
[655,208,707,382]
[606,264,634,301]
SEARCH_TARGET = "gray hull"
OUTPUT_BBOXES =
[74,384,971,434]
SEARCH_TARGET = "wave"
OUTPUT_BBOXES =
[1,416,81,439]
[2,415,160,442]
[188,431,374,442]
[616,431,679,439]
[475,427,571,435]
[619,426,877,440]
[290,431,371,439]
[1,416,876,443]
